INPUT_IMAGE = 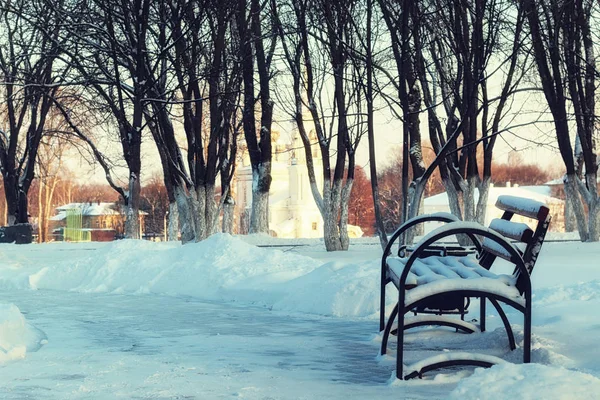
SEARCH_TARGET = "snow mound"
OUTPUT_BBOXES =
[534,280,600,305]
[30,234,316,296]
[18,235,391,318]
[448,363,600,400]
[0,303,47,364]
[274,260,381,317]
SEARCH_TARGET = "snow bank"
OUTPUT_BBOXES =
[0,303,46,364]
[448,363,600,400]
[16,235,388,318]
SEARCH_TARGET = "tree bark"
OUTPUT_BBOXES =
[564,174,588,242]
[174,185,196,244]
[339,178,353,250]
[476,177,491,225]
[250,165,270,234]
[585,173,600,242]
[167,201,179,241]
[222,194,235,234]
[124,172,141,239]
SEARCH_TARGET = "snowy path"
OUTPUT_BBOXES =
[0,289,452,399]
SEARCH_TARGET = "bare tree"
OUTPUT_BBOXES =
[46,0,152,239]
[355,0,388,248]
[236,0,276,234]
[377,0,529,244]
[143,0,240,243]
[35,134,68,242]
[0,0,63,229]
[273,0,364,251]
[523,0,599,241]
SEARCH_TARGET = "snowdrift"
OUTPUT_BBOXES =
[5,235,386,318]
[0,303,46,364]
[448,363,600,400]
[1,234,600,320]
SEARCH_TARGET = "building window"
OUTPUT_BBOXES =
[312,222,318,230]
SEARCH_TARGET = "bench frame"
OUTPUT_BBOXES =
[380,197,551,380]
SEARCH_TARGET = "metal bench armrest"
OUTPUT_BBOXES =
[383,213,481,258]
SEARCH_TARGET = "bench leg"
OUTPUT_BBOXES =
[489,298,516,350]
[380,280,386,332]
[524,297,532,363]
[380,303,398,355]
[396,291,405,380]
[480,297,486,332]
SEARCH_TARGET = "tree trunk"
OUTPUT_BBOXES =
[167,201,179,241]
[124,172,141,239]
[38,182,44,243]
[204,184,218,237]
[249,162,270,234]
[588,199,600,242]
[339,178,353,250]
[323,212,342,251]
[463,176,478,223]
[222,195,235,234]
[476,177,491,225]
[191,189,206,241]
[405,180,426,245]
[16,187,29,224]
[250,190,269,235]
[174,185,196,244]
[45,176,59,242]
[6,194,16,225]
[443,178,463,220]
[585,173,599,242]
[565,197,575,232]
[564,174,588,242]
[322,179,343,251]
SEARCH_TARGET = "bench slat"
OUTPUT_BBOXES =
[481,237,514,262]
[496,195,549,220]
[489,218,533,243]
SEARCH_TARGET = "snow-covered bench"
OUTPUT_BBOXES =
[380,195,551,380]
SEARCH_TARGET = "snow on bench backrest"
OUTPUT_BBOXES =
[481,237,514,262]
[489,218,533,243]
[495,195,549,221]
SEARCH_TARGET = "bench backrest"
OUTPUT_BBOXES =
[479,195,551,293]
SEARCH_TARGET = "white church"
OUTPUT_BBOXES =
[234,129,363,239]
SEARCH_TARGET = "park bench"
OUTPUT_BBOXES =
[380,195,551,380]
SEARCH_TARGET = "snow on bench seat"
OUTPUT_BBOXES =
[386,256,523,307]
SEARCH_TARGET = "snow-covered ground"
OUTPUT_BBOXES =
[0,235,599,399]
